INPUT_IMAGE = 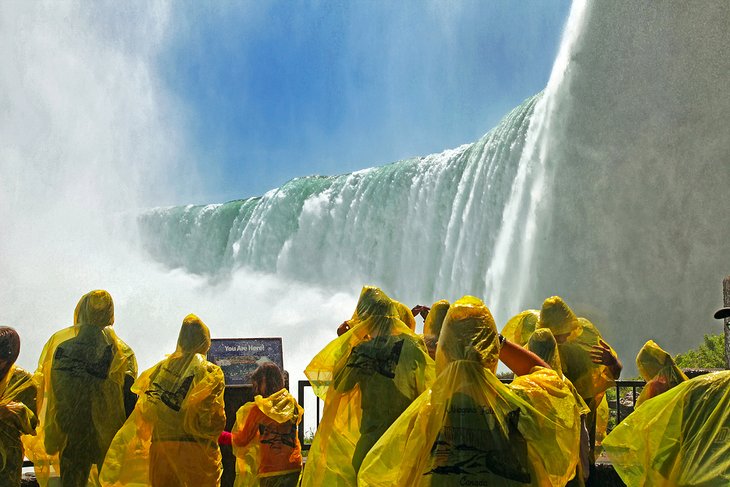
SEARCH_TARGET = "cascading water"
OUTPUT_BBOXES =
[139,95,540,306]
[140,0,730,370]
[2,0,729,385]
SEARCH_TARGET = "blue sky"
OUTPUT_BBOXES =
[160,1,571,202]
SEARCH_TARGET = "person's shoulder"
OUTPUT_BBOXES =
[9,366,35,389]
[11,366,33,379]
[198,355,224,378]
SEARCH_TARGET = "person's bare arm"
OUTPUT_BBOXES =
[499,338,549,376]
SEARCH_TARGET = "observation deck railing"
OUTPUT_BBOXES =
[297,378,648,451]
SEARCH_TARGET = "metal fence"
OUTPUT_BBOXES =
[297,378,648,450]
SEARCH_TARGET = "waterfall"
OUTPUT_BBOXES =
[139,1,730,365]
[139,95,540,310]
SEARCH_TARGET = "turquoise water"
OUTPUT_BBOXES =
[139,95,540,307]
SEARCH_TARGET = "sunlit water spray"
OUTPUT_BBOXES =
[139,0,730,374]
[0,2,356,387]
[2,0,729,395]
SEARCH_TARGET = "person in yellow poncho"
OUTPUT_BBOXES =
[27,291,137,487]
[604,370,730,486]
[231,362,303,487]
[99,314,226,487]
[0,327,38,487]
[33,290,136,487]
[393,300,417,332]
[301,286,435,487]
[634,340,687,409]
[422,300,450,360]
[358,296,584,487]
[535,296,621,464]
[501,309,539,346]
[526,328,591,486]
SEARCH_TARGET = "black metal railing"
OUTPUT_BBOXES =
[611,379,645,423]
[297,378,649,450]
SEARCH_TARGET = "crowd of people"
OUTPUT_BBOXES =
[0,287,728,486]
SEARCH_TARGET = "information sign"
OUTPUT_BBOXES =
[207,337,284,386]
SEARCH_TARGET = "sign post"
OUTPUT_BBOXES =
[722,276,730,369]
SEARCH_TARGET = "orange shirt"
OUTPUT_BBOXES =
[232,404,302,475]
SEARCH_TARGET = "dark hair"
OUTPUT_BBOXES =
[0,327,20,365]
[251,362,284,397]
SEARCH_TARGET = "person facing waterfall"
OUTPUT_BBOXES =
[634,340,687,408]
[26,291,137,487]
[422,300,450,360]
[301,286,435,487]
[535,296,622,465]
[231,362,303,487]
[357,296,583,487]
[40,290,136,487]
[526,328,590,486]
[100,314,226,487]
[0,327,38,487]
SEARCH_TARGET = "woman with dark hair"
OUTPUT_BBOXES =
[0,326,37,487]
[231,362,303,487]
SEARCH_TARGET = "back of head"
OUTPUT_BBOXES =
[177,314,211,355]
[251,362,285,397]
[527,328,562,375]
[424,300,450,338]
[537,296,579,337]
[436,296,499,373]
[636,340,673,381]
[353,286,394,319]
[0,327,20,370]
[501,309,539,346]
[351,286,398,335]
[393,300,416,331]
[75,290,115,329]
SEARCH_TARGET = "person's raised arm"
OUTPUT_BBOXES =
[499,337,550,376]
[590,339,623,380]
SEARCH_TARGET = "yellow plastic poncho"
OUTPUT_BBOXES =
[232,388,303,487]
[100,314,226,487]
[423,300,450,359]
[393,300,417,332]
[0,364,38,487]
[526,329,588,411]
[526,328,590,485]
[536,296,616,400]
[358,296,583,487]
[501,309,540,346]
[635,340,688,409]
[604,370,730,486]
[26,290,137,487]
[301,286,435,487]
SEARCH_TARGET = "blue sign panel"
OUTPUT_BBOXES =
[207,337,284,386]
